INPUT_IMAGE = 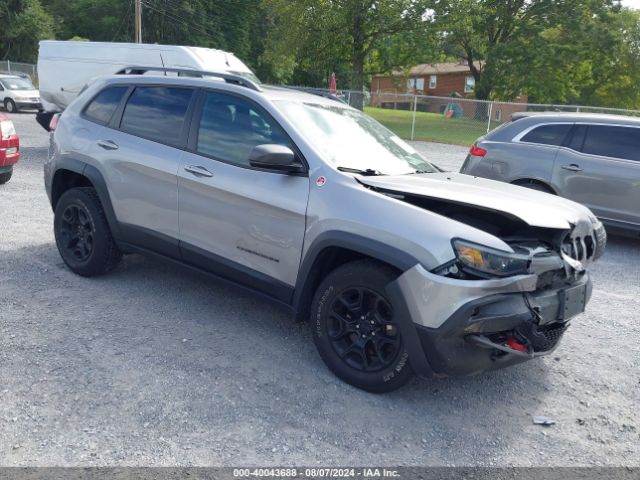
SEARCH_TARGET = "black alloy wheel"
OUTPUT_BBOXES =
[327,287,401,372]
[58,203,95,262]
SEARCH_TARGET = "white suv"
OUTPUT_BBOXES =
[0,74,41,113]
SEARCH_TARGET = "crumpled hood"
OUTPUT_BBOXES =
[359,172,594,230]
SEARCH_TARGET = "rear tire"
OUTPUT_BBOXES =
[54,187,122,276]
[0,169,12,185]
[311,260,413,393]
[4,98,18,113]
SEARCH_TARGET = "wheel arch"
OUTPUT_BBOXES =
[511,177,557,194]
[292,231,418,321]
[51,160,122,240]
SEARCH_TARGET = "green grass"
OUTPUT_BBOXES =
[364,107,493,146]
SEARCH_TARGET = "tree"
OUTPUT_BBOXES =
[433,0,618,101]
[262,0,436,108]
[0,0,55,61]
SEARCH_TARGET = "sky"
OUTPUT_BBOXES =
[622,0,640,9]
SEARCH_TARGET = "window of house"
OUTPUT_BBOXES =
[521,124,572,146]
[429,75,437,89]
[464,75,475,93]
[582,125,640,161]
[84,86,129,125]
[406,78,424,91]
[120,86,194,146]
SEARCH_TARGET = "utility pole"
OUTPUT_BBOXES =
[134,0,142,43]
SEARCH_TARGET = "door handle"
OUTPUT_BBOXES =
[561,164,583,172]
[184,165,214,178]
[97,139,119,150]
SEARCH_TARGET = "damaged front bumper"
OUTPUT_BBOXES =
[386,264,592,378]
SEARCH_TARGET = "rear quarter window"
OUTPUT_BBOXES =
[520,124,572,146]
[84,86,129,125]
[582,125,640,161]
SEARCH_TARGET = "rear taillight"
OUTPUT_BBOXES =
[0,120,16,139]
[469,144,487,157]
[49,113,61,131]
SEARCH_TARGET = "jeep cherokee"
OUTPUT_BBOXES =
[44,67,606,392]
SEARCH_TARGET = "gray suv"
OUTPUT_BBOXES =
[44,68,606,392]
[461,113,640,235]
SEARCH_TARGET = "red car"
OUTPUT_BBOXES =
[0,113,19,184]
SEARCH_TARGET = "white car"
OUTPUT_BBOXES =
[0,74,41,113]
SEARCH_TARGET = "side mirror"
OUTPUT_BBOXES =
[249,144,304,173]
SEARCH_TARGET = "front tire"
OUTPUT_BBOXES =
[0,169,12,184]
[311,260,413,393]
[4,98,18,113]
[54,187,122,276]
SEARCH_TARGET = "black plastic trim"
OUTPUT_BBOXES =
[384,280,435,378]
[119,241,295,313]
[180,241,294,304]
[292,231,419,314]
[117,223,180,259]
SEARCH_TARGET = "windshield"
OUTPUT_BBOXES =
[2,78,35,91]
[274,101,438,175]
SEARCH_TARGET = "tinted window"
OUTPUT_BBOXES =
[84,86,128,124]
[120,87,194,145]
[196,91,292,167]
[566,124,587,151]
[582,125,640,161]
[521,124,572,146]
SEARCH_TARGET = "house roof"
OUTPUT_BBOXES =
[377,61,482,78]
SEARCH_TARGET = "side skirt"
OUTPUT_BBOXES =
[119,241,297,315]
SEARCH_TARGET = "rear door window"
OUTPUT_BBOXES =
[520,124,572,146]
[120,86,194,146]
[84,86,129,125]
[582,125,640,161]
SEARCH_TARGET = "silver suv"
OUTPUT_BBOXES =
[44,68,606,392]
[461,112,640,235]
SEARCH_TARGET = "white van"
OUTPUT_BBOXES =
[37,40,257,113]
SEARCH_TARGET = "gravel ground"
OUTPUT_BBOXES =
[0,112,638,467]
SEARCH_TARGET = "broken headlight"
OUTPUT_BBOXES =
[453,239,530,277]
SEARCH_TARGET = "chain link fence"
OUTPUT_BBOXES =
[0,61,38,85]
[291,86,640,146]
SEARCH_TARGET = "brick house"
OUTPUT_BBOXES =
[370,61,527,121]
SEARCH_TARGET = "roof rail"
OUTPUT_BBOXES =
[115,66,262,92]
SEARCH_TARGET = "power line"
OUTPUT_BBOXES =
[111,0,134,42]
[141,0,215,38]
[142,0,252,38]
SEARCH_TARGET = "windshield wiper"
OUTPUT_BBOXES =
[337,167,384,176]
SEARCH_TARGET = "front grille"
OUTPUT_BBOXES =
[562,221,606,263]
